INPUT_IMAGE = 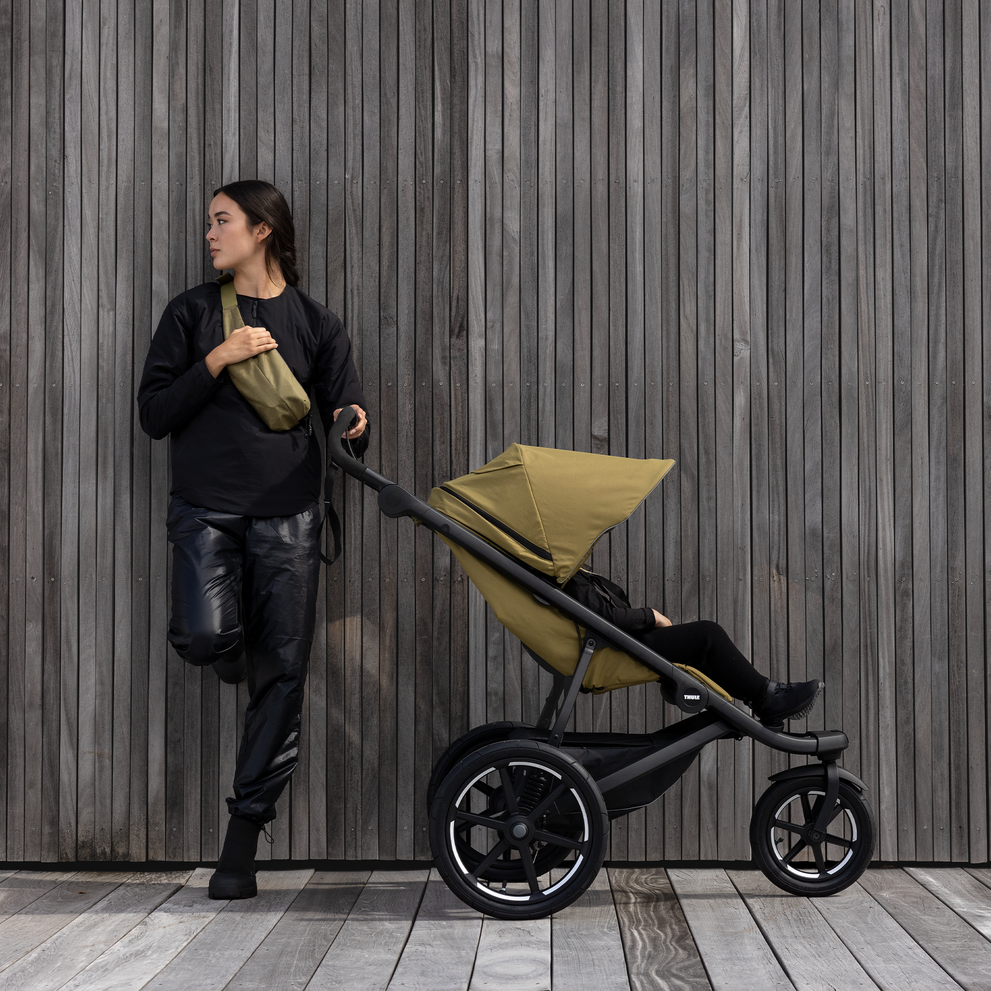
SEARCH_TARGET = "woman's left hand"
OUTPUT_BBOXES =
[333,405,368,439]
[652,609,672,628]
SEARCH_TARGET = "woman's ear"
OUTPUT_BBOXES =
[253,222,272,243]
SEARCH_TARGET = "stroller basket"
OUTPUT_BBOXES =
[331,409,876,920]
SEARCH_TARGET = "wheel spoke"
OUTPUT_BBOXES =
[812,841,827,874]
[519,843,542,893]
[800,794,815,824]
[470,839,511,880]
[533,829,582,851]
[500,767,520,815]
[530,782,569,820]
[471,781,496,798]
[772,817,805,836]
[781,838,808,865]
[824,832,853,850]
[456,809,505,831]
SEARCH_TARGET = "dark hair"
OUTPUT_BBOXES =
[213,179,300,287]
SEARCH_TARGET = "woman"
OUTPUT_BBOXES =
[138,180,368,899]
[564,570,822,725]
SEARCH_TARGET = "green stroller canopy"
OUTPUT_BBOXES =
[428,445,675,693]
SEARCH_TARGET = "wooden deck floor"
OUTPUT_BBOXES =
[0,866,989,990]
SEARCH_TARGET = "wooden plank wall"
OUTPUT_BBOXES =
[1,0,988,865]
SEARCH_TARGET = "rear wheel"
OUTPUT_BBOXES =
[429,740,608,919]
[751,775,876,896]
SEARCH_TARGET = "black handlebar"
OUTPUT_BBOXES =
[330,405,390,491]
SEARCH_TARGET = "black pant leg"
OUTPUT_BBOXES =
[167,496,246,667]
[639,620,768,703]
[227,505,322,824]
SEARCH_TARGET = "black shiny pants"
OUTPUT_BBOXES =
[167,495,321,825]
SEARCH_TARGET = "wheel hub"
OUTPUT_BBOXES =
[507,817,532,842]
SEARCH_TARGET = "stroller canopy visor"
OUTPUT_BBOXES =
[430,445,674,583]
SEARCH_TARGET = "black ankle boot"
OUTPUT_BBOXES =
[209,815,262,899]
[754,679,824,726]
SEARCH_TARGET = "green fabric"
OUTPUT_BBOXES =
[430,444,674,583]
[217,274,310,432]
[429,445,675,694]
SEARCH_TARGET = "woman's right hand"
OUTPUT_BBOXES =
[206,325,278,377]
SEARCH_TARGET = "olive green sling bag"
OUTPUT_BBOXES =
[217,273,310,431]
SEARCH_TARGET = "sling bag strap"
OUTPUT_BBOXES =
[217,274,311,431]
[320,463,344,565]
[218,275,344,564]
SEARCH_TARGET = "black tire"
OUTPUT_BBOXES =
[429,740,609,920]
[751,775,876,896]
[426,722,529,809]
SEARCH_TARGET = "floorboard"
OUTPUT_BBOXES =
[908,867,991,941]
[550,869,630,991]
[0,872,188,991]
[0,866,985,991]
[0,872,128,974]
[56,869,223,991]
[0,871,78,926]
[813,876,966,991]
[608,867,711,991]
[305,869,429,991]
[226,871,370,991]
[666,868,794,991]
[727,870,880,991]
[387,869,482,991]
[858,869,991,991]
[141,869,313,991]
[468,915,550,991]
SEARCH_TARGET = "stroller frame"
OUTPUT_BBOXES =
[332,412,876,919]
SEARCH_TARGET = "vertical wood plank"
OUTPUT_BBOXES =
[925,0,950,861]
[889,0,916,862]
[908,0,934,862]
[43,0,65,866]
[0,0,12,863]
[961,0,987,864]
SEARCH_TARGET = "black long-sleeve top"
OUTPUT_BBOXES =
[561,570,655,636]
[137,281,368,517]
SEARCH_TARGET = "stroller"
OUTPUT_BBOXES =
[332,409,876,920]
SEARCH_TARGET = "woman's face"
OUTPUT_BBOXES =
[205,192,270,272]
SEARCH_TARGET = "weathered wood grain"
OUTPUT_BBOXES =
[666,868,793,991]
[858,869,991,991]
[0,871,77,926]
[306,870,429,991]
[0,872,187,991]
[728,869,880,991]
[0,873,127,973]
[609,868,711,991]
[469,915,550,991]
[387,869,482,991]
[812,875,965,991]
[907,867,991,942]
[550,868,629,991]
[142,869,313,991]
[54,870,221,991]
[224,871,369,991]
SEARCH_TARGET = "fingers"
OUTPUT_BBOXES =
[333,405,368,438]
[225,325,278,361]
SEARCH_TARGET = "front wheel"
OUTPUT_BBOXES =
[751,775,876,896]
[429,740,609,920]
